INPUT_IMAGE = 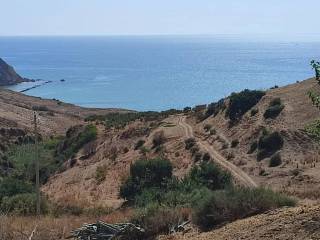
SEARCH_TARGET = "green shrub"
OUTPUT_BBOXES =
[95,165,107,183]
[204,124,212,132]
[132,204,188,238]
[247,141,258,154]
[185,138,196,150]
[134,139,145,150]
[209,129,216,135]
[32,105,49,111]
[250,108,259,116]
[202,152,211,162]
[0,178,33,201]
[188,162,232,191]
[264,98,285,119]
[231,139,239,148]
[257,131,283,160]
[227,89,265,121]
[206,99,226,117]
[305,119,320,140]
[1,193,47,215]
[120,158,173,201]
[194,152,202,162]
[192,187,296,231]
[152,131,166,148]
[269,152,282,167]
[56,124,97,161]
[190,145,200,155]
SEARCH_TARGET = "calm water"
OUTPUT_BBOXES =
[0,36,319,111]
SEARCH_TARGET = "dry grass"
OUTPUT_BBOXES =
[0,209,133,240]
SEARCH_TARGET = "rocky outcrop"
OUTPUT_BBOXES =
[0,58,27,86]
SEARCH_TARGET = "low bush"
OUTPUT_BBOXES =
[250,108,259,116]
[206,99,226,118]
[132,204,189,238]
[32,105,49,112]
[0,193,47,215]
[185,138,196,150]
[269,152,282,167]
[192,187,296,231]
[152,131,166,148]
[134,139,145,150]
[189,162,231,191]
[257,131,283,160]
[305,119,320,140]
[194,152,202,162]
[247,141,258,154]
[120,158,173,201]
[56,124,97,161]
[210,128,216,135]
[231,139,239,148]
[264,98,285,119]
[227,89,265,121]
[190,145,200,156]
[95,165,107,183]
[204,124,212,132]
[202,152,211,161]
[0,178,33,201]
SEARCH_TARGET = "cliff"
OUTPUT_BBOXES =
[0,58,26,86]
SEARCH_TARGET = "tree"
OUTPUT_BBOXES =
[309,60,320,108]
[311,60,320,81]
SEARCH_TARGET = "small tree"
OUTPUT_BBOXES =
[311,60,320,81]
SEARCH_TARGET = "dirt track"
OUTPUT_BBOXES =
[178,115,257,188]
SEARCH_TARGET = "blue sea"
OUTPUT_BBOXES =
[0,36,319,111]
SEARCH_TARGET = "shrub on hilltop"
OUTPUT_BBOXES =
[226,89,265,121]
[264,98,285,119]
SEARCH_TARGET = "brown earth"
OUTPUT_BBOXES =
[158,205,320,240]
[0,88,129,136]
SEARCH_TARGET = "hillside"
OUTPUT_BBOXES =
[42,78,320,209]
[0,58,26,86]
[194,78,320,201]
[1,77,320,239]
[159,205,320,240]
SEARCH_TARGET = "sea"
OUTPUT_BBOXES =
[0,36,319,111]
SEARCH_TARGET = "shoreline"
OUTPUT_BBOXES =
[20,80,52,93]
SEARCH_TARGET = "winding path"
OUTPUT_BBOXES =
[178,115,257,188]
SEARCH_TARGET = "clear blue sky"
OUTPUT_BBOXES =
[1,0,320,38]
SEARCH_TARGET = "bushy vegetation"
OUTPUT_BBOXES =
[226,89,265,121]
[120,158,173,201]
[55,124,97,161]
[95,164,107,183]
[0,193,47,215]
[152,131,166,148]
[134,139,145,150]
[231,139,239,148]
[247,141,258,154]
[204,124,212,132]
[264,98,285,119]
[32,105,49,112]
[192,187,296,231]
[250,108,259,116]
[257,131,284,161]
[85,110,182,129]
[184,138,196,150]
[205,99,226,118]
[305,119,320,140]
[0,125,98,215]
[269,152,282,167]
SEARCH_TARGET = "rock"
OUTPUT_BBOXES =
[0,58,29,86]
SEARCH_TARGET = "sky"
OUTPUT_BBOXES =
[1,0,320,39]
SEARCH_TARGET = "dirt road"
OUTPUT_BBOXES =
[178,115,257,188]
